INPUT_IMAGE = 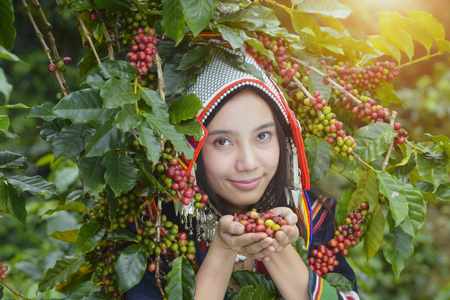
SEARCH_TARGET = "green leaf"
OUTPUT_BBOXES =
[6,184,27,224]
[0,179,7,213]
[322,273,353,292]
[363,205,385,261]
[161,0,186,45]
[162,52,204,97]
[113,104,143,132]
[374,83,402,107]
[116,244,147,293]
[379,12,415,60]
[291,236,309,265]
[52,89,119,124]
[406,10,445,41]
[174,118,202,136]
[61,281,105,300]
[436,182,450,201]
[140,87,169,119]
[78,156,106,192]
[335,186,356,225]
[0,68,12,103]
[218,26,246,50]
[101,78,140,109]
[180,0,219,37]
[0,113,10,135]
[97,60,137,81]
[137,122,161,166]
[38,256,85,292]
[384,11,434,54]
[415,151,449,190]
[0,150,28,171]
[377,170,408,226]
[0,46,20,61]
[48,229,79,244]
[38,202,90,222]
[295,0,351,19]
[304,135,334,182]
[137,160,171,195]
[425,134,450,161]
[368,35,402,64]
[40,119,72,142]
[106,184,119,221]
[383,225,414,279]
[28,102,59,121]
[92,21,104,42]
[0,103,29,109]
[68,0,95,11]
[0,1,16,50]
[105,228,137,242]
[168,94,204,125]
[177,45,213,70]
[354,123,397,164]
[348,171,378,213]
[165,256,196,300]
[234,283,274,299]
[401,183,426,238]
[8,175,58,196]
[76,221,106,255]
[102,151,140,197]
[84,120,127,157]
[230,271,277,292]
[93,0,130,11]
[52,124,94,160]
[143,113,194,159]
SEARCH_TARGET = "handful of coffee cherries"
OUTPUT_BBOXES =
[233,209,287,238]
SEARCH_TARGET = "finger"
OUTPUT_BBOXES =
[270,207,298,225]
[240,237,273,256]
[218,215,245,235]
[221,232,268,250]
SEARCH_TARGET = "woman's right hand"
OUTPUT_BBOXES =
[213,215,275,261]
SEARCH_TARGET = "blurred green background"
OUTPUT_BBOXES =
[1,0,449,299]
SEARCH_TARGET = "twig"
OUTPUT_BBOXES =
[75,11,101,65]
[351,152,376,173]
[404,139,416,150]
[289,55,362,105]
[292,76,322,115]
[94,8,115,60]
[21,0,68,95]
[382,111,397,170]
[113,24,122,51]
[29,0,70,95]
[0,279,31,300]
[155,53,166,100]
[331,165,357,185]
[154,134,166,299]
[55,0,63,9]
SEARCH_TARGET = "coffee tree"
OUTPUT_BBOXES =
[1,0,450,299]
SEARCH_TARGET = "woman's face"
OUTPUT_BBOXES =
[201,89,280,213]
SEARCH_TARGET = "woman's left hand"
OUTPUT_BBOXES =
[267,207,299,253]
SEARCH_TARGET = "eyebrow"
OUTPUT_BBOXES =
[208,121,276,136]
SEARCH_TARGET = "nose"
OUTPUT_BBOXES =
[235,144,259,172]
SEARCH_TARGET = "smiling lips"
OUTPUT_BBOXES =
[228,177,262,190]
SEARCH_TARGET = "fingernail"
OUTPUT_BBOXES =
[236,226,244,234]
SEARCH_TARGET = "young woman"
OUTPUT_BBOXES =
[125,48,359,299]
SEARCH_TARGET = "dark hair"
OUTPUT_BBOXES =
[195,86,290,216]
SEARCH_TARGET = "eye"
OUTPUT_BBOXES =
[214,138,231,146]
[257,131,272,141]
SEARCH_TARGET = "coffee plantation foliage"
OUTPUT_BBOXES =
[1,0,450,299]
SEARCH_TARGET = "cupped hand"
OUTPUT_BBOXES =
[267,207,299,253]
[214,215,275,261]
